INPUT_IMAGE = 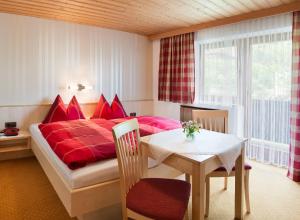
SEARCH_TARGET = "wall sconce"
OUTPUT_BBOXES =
[67,83,93,91]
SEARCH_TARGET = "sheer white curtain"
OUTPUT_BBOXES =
[195,13,292,167]
[198,41,238,106]
[248,35,291,167]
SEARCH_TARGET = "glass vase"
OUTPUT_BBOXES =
[185,132,195,141]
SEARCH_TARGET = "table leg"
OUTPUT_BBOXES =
[235,146,245,220]
[185,173,191,183]
[192,164,205,220]
[142,144,148,178]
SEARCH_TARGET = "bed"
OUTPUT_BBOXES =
[29,116,182,219]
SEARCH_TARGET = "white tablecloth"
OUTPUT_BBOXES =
[141,128,246,173]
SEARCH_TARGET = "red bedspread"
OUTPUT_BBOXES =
[111,116,181,136]
[38,116,181,169]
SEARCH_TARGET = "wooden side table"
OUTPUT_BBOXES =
[0,131,32,161]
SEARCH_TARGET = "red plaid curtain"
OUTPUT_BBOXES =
[158,32,195,104]
[288,11,300,182]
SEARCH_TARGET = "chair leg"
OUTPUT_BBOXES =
[184,210,189,220]
[205,176,210,217]
[184,172,191,219]
[244,170,251,214]
[224,176,228,190]
[121,206,127,220]
[185,173,191,183]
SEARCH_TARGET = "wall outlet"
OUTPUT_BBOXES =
[130,112,137,117]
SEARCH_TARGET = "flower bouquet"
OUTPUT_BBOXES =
[182,120,201,141]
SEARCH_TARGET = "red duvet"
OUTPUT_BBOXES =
[38,116,181,169]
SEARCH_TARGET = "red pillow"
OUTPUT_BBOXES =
[91,94,112,119]
[67,96,85,120]
[43,95,68,124]
[111,94,127,119]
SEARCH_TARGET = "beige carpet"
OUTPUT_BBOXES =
[0,157,74,220]
[203,161,300,220]
[0,157,300,220]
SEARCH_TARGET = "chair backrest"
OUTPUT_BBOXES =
[192,110,228,133]
[112,118,145,195]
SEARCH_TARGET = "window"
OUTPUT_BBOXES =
[200,44,238,105]
[197,32,292,167]
[195,13,293,167]
[251,40,292,148]
[204,46,237,98]
[252,41,292,101]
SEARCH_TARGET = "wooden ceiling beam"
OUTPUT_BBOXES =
[148,1,300,40]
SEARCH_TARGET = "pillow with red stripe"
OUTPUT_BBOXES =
[67,96,85,120]
[111,94,127,119]
[91,94,112,120]
[42,95,68,124]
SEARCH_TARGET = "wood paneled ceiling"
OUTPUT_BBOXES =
[0,0,299,39]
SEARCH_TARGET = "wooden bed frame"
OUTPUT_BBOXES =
[31,137,122,218]
[0,100,157,218]
[31,133,182,219]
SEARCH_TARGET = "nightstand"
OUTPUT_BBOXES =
[0,131,32,161]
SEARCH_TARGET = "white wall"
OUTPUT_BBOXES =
[152,40,181,120]
[0,101,154,130]
[0,13,153,106]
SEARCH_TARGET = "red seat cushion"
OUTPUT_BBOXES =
[111,94,127,119]
[126,178,190,220]
[42,95,68,123]
[67,96,85,120]
[214,163,252,172]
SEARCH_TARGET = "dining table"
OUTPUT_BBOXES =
[140,128,247,220]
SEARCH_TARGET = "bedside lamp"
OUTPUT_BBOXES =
[67,83,93,92]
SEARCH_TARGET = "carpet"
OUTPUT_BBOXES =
[203,160,300,220]
[0,157,74,220]
[0,157,300,220]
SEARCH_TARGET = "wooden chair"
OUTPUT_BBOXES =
[112,118,191,220]
[190,110,251,216]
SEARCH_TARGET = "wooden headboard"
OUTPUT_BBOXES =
[0,100,154,131]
